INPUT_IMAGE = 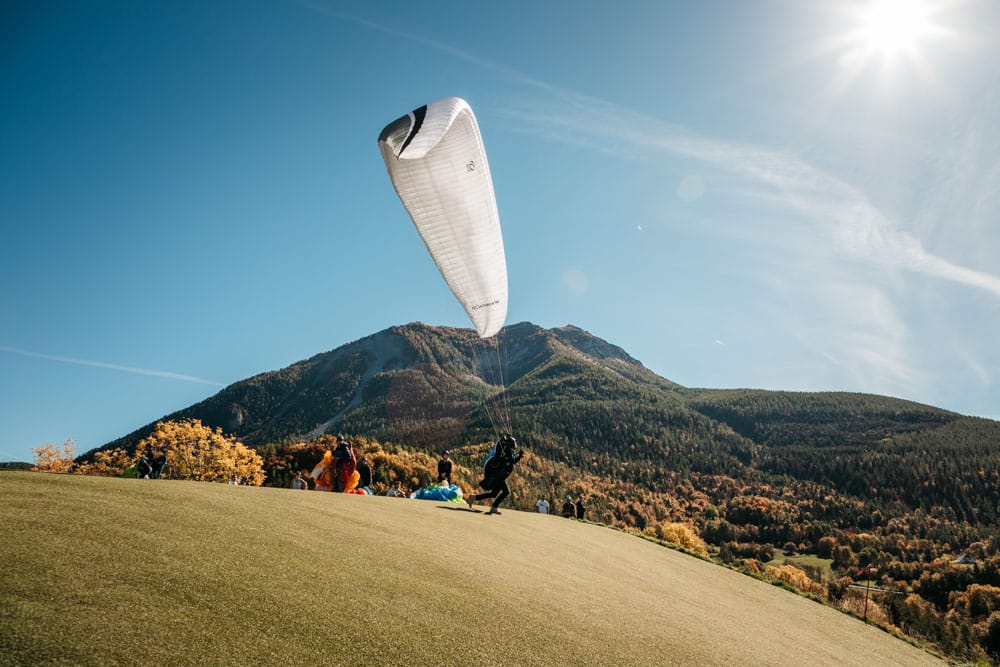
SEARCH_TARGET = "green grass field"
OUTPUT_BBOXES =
[1,472,943,666]
[769,553,836,579]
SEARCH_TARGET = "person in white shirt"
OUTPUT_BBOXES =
[535,497,550,514]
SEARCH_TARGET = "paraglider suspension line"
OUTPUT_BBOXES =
[478,331,512,438]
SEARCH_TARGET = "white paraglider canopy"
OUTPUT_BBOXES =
[378,97,508,339]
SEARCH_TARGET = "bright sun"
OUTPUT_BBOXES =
[858,0,934,57]
[828,0,955,85]
[813,0,962,95]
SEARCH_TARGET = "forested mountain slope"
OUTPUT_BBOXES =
[95,322,999,530]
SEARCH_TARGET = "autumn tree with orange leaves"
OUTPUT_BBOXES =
[138,419,264,485]
[74,447,136,477]
[32,439,77,473]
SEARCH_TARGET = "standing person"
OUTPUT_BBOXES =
[575,496,587,521]
[535,497,550,514]
[151,450,166,479]
[466,434,523,515]
[291,470,308,490]
[437,450,453,484]
[356,456,373,491]
[135,450,154,479]
[561,495,576,518]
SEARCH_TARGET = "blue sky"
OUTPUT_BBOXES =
[3,0,999,462]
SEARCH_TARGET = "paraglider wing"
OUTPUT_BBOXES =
[378,97,508,338]
[342,469,360,492]
[410,483,464,502]
[312,451,334,491]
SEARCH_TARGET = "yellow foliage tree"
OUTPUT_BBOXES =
[763,564,826,598]
[138,419,264,486]
[951,583,1000,620]
[32,439,76,473]
[650,521,709,556]
[75,447,136,477]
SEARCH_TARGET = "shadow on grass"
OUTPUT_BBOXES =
[436,504,482,513]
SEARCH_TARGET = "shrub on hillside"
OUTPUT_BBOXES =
[763,564,825,598]
[719,541,774,563]
[649,521,708,555]
[836,589,893,627]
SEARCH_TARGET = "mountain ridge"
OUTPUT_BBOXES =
[93,321,998,531]
[95,320,981,459]
[99,321,680,452]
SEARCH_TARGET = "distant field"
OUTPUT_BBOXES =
[769,553,835,579]
[0,472,942,666]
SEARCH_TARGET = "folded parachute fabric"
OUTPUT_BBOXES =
[409,483,464,502]
[341,469,360,492]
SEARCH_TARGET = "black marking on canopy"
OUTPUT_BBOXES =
[398,105,427,156]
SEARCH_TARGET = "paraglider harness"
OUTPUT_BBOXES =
[479,434,522,491]
[332,438,356,492]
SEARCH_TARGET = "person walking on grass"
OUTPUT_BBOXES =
[466,434,523,515]
[357,456,373,491]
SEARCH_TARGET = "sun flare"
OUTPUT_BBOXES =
[827,0,957,88]
[858,0,933,57]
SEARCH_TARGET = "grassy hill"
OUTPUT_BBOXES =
[62,322,1000,661]
[1,471,942,666]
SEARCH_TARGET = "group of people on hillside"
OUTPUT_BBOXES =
[134,449,166,479]
[299,437,375,493]
[291,434,526,515]
[534,494,586,520]
[137,430,575,518]
[290,434,590,520]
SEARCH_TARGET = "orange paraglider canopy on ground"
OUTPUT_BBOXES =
[311,451,334,492]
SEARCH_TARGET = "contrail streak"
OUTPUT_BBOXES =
[500,96,1000,300]
[306,1,1000,301]
[0,346,225,386]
